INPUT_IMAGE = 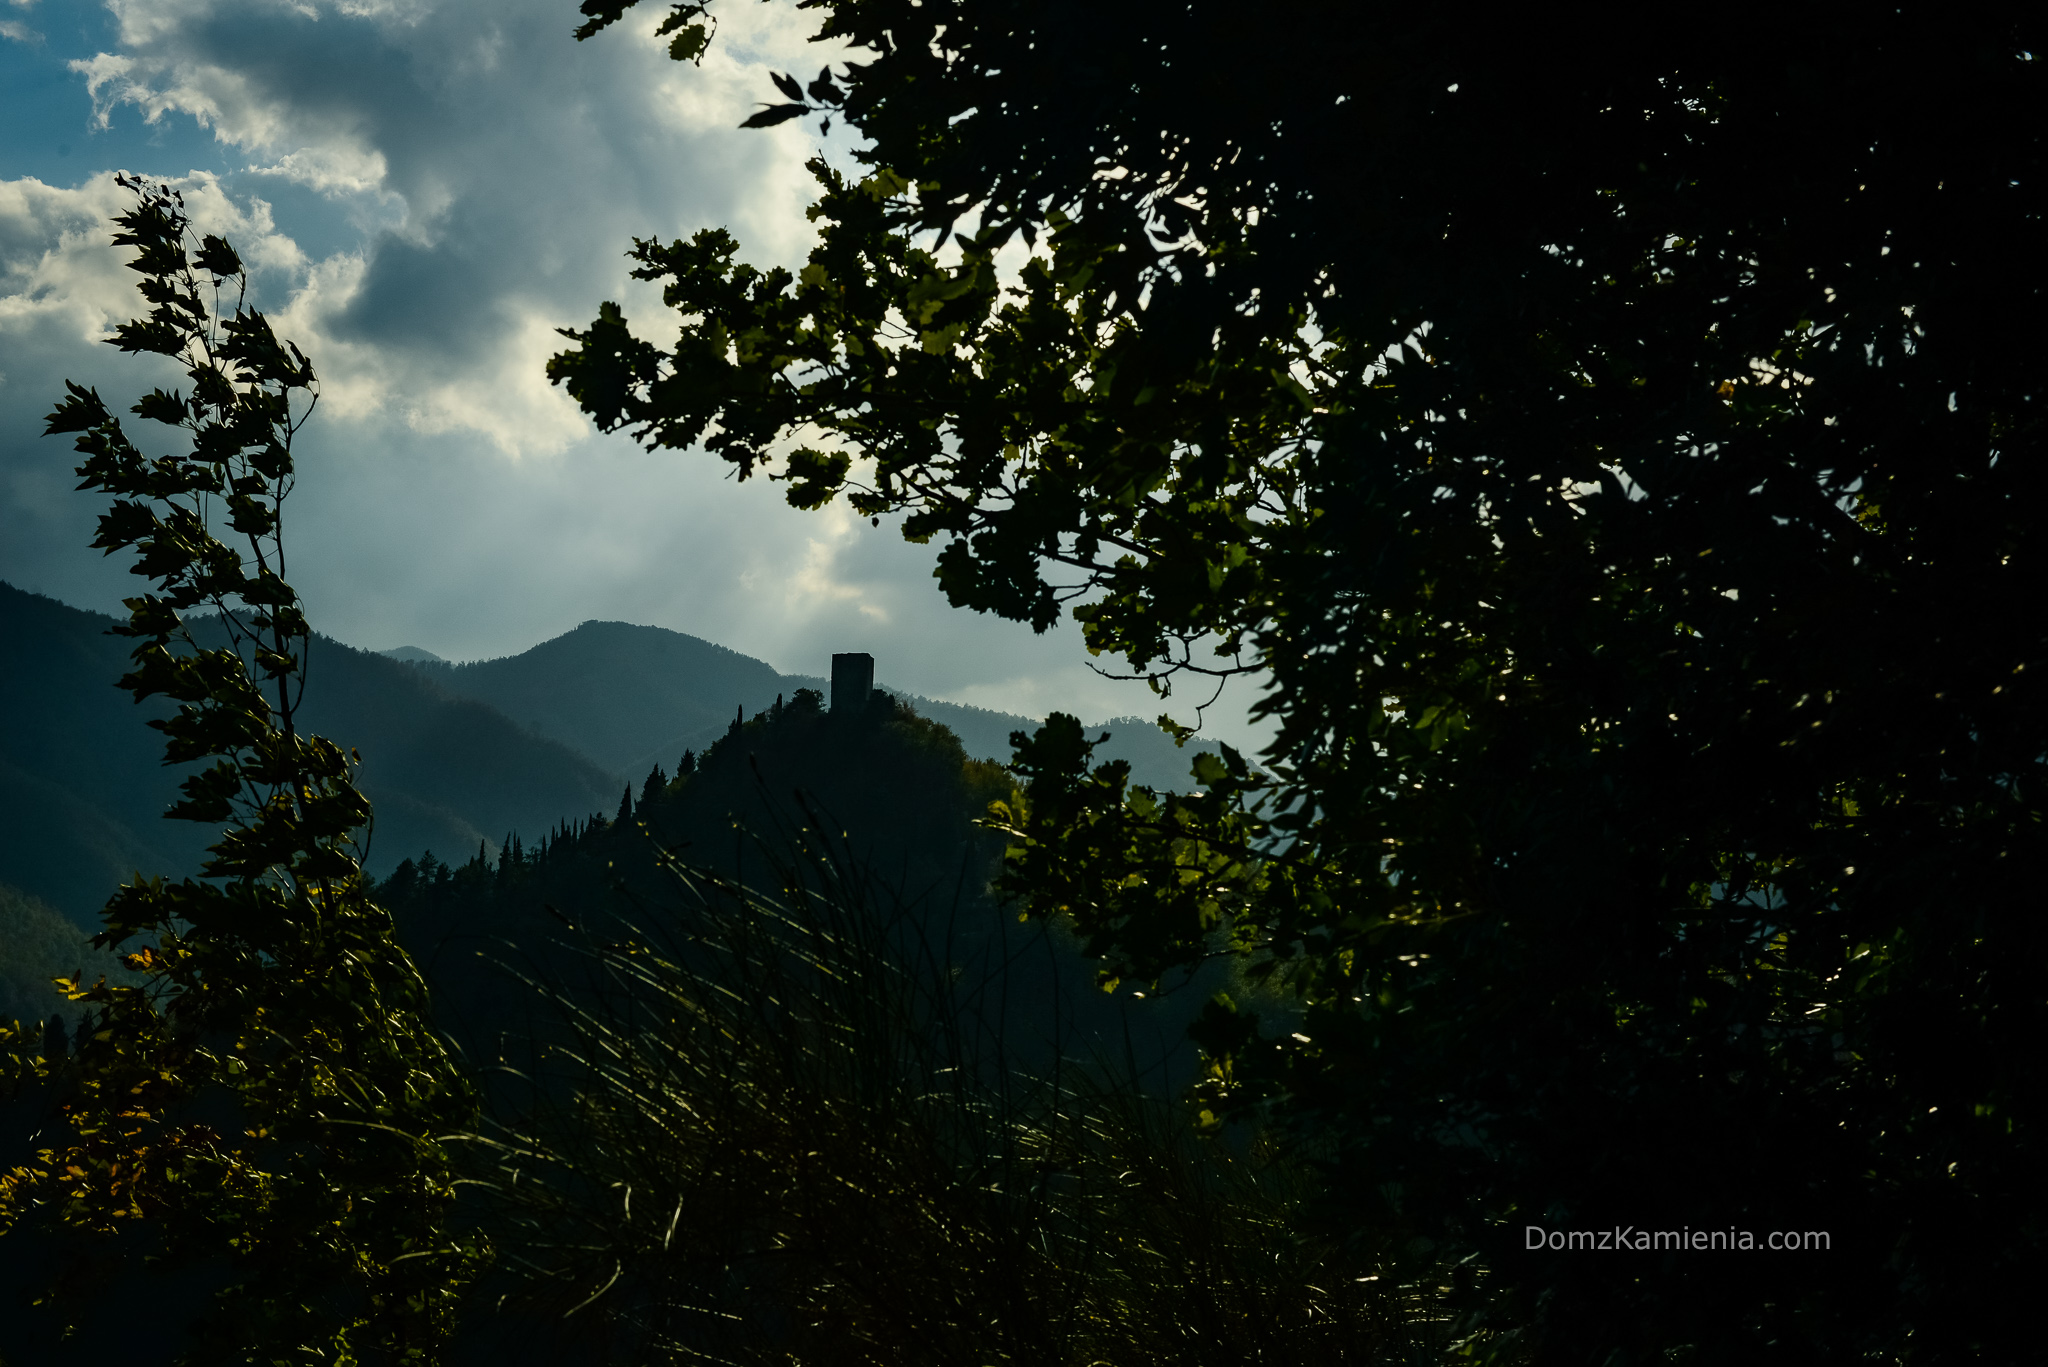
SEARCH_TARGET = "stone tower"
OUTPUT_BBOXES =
[831,652,875,714]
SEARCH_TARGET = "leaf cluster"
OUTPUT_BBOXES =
[1,180,486,1364]
[560,5,2048,1359]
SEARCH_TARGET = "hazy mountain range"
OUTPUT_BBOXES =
[393,618,1191,790]
[0,581,1194,929]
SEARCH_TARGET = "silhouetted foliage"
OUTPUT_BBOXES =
[561,5,2046,1361]
[0,180,485,1364]
[465,832,1453,1365]
[378,690,1024,1063]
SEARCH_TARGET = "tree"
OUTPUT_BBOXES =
[555,4,2044,1361]
[0,179,485,1363]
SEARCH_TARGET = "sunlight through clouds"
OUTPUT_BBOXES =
[0,0,1274,755]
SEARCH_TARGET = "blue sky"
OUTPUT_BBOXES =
[0,0,1270,750]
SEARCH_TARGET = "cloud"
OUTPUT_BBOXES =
[44,0,853,453]
[0,167,301,362]
[0,0,1274,757]
[1,0,38,45]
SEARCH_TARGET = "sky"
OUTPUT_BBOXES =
[0,0,1273,752]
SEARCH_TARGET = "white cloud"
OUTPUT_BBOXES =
[2,0,37,40]
[750,500,890,625]
[0,0,1272,755]
[42,0,855,460]
[0,169,298,344]
[1,0,37,44]
[245,143,393,200]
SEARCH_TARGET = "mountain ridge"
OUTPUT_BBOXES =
[2,586,1202,930]
[392,618,1197,791]
[0,582,622,920]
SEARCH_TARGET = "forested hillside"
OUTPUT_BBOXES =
[0,581,622,916]
[362,686,1290,1366]
[4,582,1201,932]
[1,579,1212,1074]
[379,684,1214,1089]
[0,882,132,1028]
[0,583,209,920]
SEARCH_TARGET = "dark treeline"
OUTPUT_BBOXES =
[377,685,1210,1098]
[363,687,1413,1366]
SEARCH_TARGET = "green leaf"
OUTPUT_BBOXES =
[740,103,807,129]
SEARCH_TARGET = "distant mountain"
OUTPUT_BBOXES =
[3,585,1209,929]
[1,584,213,920]
[404,620,1202,793]
[0,583,623,921]
[412,621,788,775]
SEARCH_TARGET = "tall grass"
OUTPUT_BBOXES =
[464,824,1457,1365]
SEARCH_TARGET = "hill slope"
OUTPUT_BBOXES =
[0,880,135,1027]
[4,586,1209,929]
[377,687,1215,1102]
[421,620,788,774]
[0,582,623,920]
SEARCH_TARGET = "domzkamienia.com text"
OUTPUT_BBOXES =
[1526,1227,1830,1252]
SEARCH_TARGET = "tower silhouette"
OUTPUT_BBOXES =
[831,653,874,714]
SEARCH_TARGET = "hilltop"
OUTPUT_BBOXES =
[395,618,1197,791]
[1,584,1203,935]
